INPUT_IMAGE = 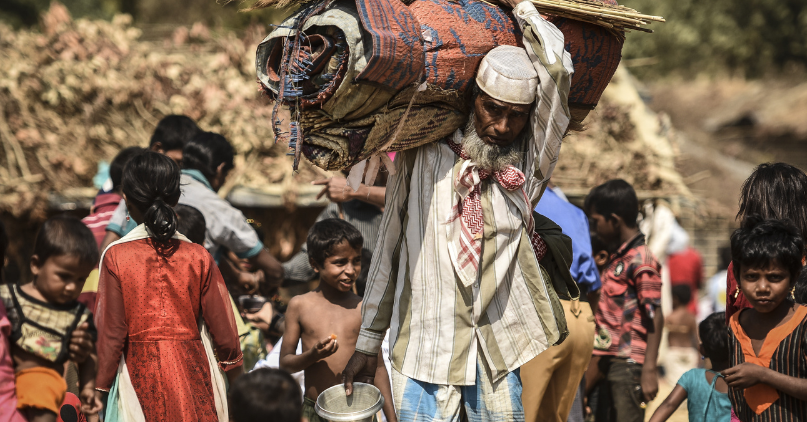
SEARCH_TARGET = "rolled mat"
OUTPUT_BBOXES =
[550,16,623,108]
[258,0,520,170]
[256,1,396,121]
[302,84,469,170]
[259,0,623,171]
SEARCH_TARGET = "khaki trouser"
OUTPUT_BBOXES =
[521,299,595,422]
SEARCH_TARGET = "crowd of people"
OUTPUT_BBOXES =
[2,0,807,420]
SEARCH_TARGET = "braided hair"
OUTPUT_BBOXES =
[122,151,181,243]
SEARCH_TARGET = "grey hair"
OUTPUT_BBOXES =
[461,112,526,172]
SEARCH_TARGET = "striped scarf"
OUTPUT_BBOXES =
[448,138,547,273]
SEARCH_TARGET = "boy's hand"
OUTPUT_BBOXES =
[69,322,94,363]
[312,337,339,361]
[342,351,378,396]
[81,388,104,415]
[640,366,658,402]
[724,363,766,389]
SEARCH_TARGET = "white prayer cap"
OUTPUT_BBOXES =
[476,45,539,105]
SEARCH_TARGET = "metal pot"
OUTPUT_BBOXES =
[314,382,384,422]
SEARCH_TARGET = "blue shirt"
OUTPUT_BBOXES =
[677,368,731,422]
[534,187,601,295]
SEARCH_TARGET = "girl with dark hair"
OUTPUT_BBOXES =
[94,151,243,422]
[649,312,732,422]
[726,163,807,323]
[178,132,283,293]
[101,115,201,251]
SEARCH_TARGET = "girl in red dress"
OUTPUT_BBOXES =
[94,151,243,422]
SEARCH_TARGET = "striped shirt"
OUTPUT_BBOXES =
[728,305,807,421]
[82,192,122,247]
[356,1,574,386]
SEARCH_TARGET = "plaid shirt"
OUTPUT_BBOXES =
[593,233,662,364]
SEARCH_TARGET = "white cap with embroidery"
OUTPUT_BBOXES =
[475,45,539,105]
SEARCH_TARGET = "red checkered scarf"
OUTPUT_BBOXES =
[447,138,548,273]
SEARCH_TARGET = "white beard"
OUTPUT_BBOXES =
[461,113,525,172]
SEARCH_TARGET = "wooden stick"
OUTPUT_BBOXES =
[537,0,664,21]
[535,3,653,25]
[528,0,666,28]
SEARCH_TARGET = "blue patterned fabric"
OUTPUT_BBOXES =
[391,360,524,422]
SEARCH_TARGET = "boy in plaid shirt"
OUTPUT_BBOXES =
[584,179,664,422]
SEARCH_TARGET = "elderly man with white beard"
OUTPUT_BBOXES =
[342,0,576,420]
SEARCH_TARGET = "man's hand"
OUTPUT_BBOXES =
[314,178,356,203]
[244,302,274,332]
[342,351,378,396]
[69,322,93,363]
[81,388,104,415]
[312,337,339,361]
[724,363,767,389]
[640,365,659,403]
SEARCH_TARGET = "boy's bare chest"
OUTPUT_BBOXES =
[298,301,362,345]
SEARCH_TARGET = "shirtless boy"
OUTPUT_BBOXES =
[663,285,699,384]
[280,219,395,422]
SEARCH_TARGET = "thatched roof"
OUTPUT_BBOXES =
[552,66,690,200]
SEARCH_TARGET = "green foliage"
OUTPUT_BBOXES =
[621,0,807,78]
[0,0,289,29]
[0,0,119,27]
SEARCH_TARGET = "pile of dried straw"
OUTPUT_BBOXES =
[0,3,324,219]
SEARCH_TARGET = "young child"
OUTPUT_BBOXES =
[175,203,207,246]
[663,285,699,385]
[724,218,807,421]
[280,219,395,422]
[726,163,807,322]
[649,312,732,422]
[79,146,144,312]
[101,115,201,250]
[94,151,243,421]
[228,368,302,422]
[584,179,664,422]
[0,216,102,421]
[82,146,144,247]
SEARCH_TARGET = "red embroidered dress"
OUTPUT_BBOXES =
[95,239,243,422]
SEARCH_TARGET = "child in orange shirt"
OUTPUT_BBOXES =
[0,216,103,421]
[724,217,807,421]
